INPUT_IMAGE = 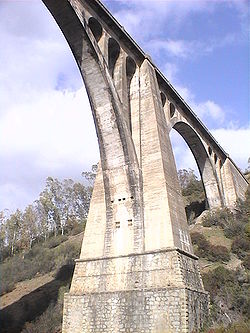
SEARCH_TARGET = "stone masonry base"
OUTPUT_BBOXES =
[62,287,209,333]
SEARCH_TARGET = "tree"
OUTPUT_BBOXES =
[0,211,8,260]
[5,210,23,256]
[82,163,98,188]
[178,168,205,205]
[178,168,197,189]
[38,187,58,236]
[21,205,38,250]
[72,182,91,221]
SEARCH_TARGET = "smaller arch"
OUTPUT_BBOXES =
[88,17,103,42]
[170,103,175,118]
[108,38,120,77]
[126,56,136,80]
[208,146,212,155]
[214,153,218,164]
[219,159,223,169]
[172,121,223,208]
[126,56,136,134]
[160,92,166,107]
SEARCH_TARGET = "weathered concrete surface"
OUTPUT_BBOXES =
[41,0,248,332]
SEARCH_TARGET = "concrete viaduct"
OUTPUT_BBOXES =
[41,1,248,332]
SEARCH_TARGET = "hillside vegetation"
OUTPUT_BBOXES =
[0,168,249,332]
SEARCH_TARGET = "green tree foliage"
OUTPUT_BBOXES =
[4,209,23,256]
[21,205,38,250]
[178,169,206,224]
[178,168,205,205]
[202,266,250,326]
[0,167,95,262]
[0,235,81,296]
[201,185,250,262]
[82,163,98,187]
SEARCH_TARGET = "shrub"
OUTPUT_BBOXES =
[190,232,230,262]
[202,266,235,299]
[242,254,250,270]
[0,234,81,297]
[202,266,250,325]
[203,323,250,333]
[0,280,15,296]
[36,248,56,274]
[231,236,250,259]
[44,234,68,249]
[208,245,230,262]
[70,221,85,235]
[244,222,250,238]
[190,231,207,245]
[24,244,44,260]
[202,208,234,229]
[224,219,245,238]
[21,302,62,333]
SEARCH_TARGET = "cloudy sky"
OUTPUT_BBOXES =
[0,0,249,213]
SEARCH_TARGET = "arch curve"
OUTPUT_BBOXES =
[172,121,223,208]
[88,17,103,42]
[108,38,120,77]
[126,56,136,80]
[170,102,175,118]
[160,92,166,107]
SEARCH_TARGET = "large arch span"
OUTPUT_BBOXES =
[171,121,223,209]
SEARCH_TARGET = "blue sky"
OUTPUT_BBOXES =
[0,0,249,213]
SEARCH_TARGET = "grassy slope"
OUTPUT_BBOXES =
[0,232,83,333]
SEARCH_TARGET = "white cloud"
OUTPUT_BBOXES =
[0,2,99,212]
[147,33,242,61]
[0,87,98,159]
[104,0,246,63]
[149,39,195,59]
[162,62,179,82]
[104,0,214,44]
[211,126,250,170]
[166,80,226,126]
[0,87,99,212]
[193,100,225,123]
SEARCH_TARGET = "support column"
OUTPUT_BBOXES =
[221,158,248,207]
[139,59,192,254]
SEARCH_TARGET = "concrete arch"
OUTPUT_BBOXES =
[42,0,144,257]
[88,17,103,42]
[126,56,136,133]
[108,37,120,78]
[126,56,136,86]
[172,121,223,208]
[169,102,176,118]
[160,92,167,107]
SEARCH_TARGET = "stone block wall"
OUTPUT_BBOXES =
[62,249,209,333]
[63,287,208,333]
